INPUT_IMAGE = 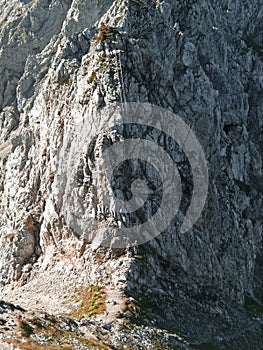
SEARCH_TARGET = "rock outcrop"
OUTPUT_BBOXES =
[0,0,262,349]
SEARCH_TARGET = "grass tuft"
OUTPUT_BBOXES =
[87,71,97,84]
[71,285,106,318]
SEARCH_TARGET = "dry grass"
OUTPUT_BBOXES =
[151,338,173,350]
[93,31,112,44]
[71,285,106,318]
[99,52,106,62]
[123,298,140,315]
[3,233,15,242]
[87,71,97,83]
[7,314,112,350]
[6,339,67,350]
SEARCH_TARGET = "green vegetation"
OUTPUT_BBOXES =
[71,285,106,318]
[151,338,176,349]
[8,331,111,350]
[39,321,112,349]
[8,312,112,350]
[6,339,67,350]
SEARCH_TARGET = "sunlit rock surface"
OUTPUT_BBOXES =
[0,0,262,349]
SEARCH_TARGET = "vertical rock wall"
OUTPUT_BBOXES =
[0,0,262,346]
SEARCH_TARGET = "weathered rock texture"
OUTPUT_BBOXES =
[0,0,262,349]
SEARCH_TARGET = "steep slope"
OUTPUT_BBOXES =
[0,0,262,349]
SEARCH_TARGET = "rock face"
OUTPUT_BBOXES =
[0,0,262,348]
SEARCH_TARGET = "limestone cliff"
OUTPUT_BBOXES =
[0,0,262,349]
